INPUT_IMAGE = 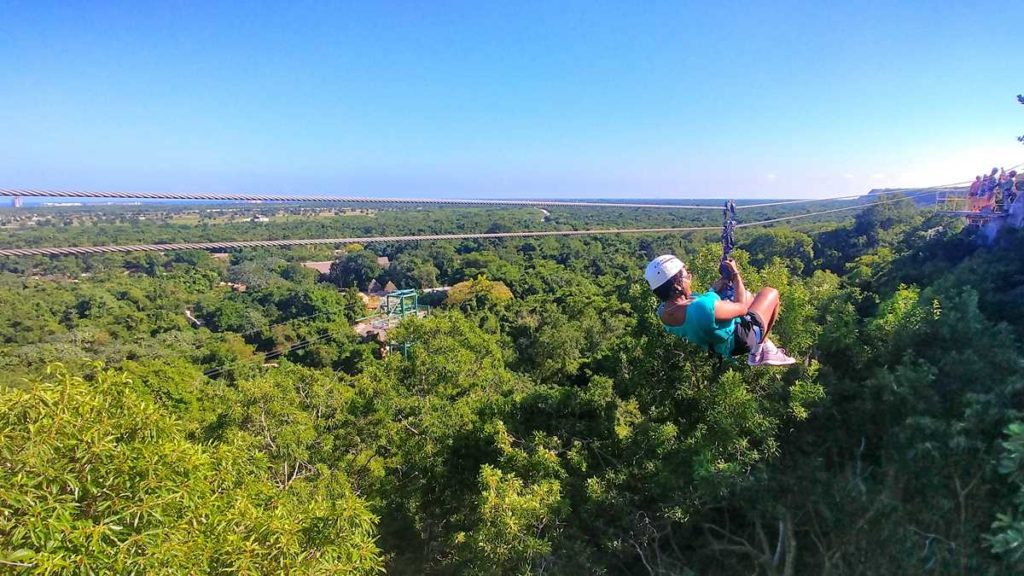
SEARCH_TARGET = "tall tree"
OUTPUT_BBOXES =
[328,250,382,290]
[0,365,383,574]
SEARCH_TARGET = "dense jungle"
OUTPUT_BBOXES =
[3,198,1024,575]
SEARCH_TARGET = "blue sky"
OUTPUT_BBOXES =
[1,1,1022,199]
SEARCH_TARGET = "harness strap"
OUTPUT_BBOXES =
[719,200,737,301]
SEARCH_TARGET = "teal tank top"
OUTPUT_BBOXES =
[658,291,738,358]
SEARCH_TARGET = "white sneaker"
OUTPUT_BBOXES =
[749,338,797,366]
[760,345,797,366]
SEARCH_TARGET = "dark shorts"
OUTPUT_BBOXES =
[731,310,766,356]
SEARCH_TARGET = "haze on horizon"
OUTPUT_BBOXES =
[2,1,1021,200]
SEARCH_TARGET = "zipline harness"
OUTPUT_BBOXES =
[719,200,737,301]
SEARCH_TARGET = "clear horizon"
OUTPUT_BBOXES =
[2,1,1022,200]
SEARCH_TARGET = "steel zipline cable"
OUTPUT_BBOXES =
[129,300,371,363]
[0,190,936,258]
[1,188,724,209]
[197,303,409,379]
[202,331,339,379]
[0,183,967,210]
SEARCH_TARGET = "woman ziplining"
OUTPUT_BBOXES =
[644,201,795,366]
[645,254,796,366]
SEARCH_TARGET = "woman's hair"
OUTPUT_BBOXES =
[652,269,687,302]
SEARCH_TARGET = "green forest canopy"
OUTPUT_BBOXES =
[2,198,1024,574]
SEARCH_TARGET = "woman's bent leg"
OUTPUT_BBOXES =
[746,287,796,366]
[748,287,781,335]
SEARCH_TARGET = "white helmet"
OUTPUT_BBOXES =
[644,255,685,290]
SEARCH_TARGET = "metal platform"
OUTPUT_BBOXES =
[934,187,1008,222]
[936,210,1006,218]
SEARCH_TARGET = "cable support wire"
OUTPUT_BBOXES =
[202,330,339,379]
[0,182,966,211]
[738,190,934,227]
[200,304,418,379]
[0,188,720,210]
[0,189,935,258]
[124,301,369,364]
[737,184,966,209]
[199,295,434,379]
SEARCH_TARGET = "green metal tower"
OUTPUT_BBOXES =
[381,289,420,319]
